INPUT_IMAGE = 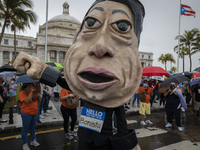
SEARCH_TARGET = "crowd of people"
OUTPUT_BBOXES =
[1,75,200,149]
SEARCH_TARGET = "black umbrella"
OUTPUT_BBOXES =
[160,75,189,88]
[194,67,200,72]
[0,64,16,72]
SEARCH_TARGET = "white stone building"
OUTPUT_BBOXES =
[0,1,153,68]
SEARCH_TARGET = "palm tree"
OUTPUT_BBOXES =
[176,46,189,72]
[174,28,199,72]
[158,53,175,71]
[166,53,176,69]
[170,67,177,73]
[0,0,37,45]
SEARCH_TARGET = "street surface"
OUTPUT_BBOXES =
[0,106,200,150]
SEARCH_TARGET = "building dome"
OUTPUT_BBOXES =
[48,1,81,25]
[48,14,80,25]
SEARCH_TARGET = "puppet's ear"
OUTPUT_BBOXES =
[72,29,80,44]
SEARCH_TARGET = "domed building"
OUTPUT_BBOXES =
[36,2,81,64]
[0,1,81,66]
[0,1,153,68]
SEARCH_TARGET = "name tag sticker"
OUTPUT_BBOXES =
[79,107,105,133]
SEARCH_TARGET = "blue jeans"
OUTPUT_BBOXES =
[113,112,117,128]
[21,111,37,144]
[132,93,140,106]
[36,102,41,122]
[41,95,49,113]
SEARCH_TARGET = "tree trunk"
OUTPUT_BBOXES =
[0,19,7,45]
[165,61,167,70]
[183,54,185,72]
[189,46,192,72]
[14,28,16,59]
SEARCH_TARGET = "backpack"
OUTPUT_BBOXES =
[139,87,149,102]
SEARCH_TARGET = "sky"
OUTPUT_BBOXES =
[4,0,200,73]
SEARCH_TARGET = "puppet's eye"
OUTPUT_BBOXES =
[85,17,101,28]
[113,21,130,32]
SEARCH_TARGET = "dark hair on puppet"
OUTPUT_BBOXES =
[76,0,145,45]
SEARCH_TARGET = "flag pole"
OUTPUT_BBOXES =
[177,0,181,73]
[45,0,48,61]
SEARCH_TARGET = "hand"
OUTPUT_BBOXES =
[0,98,3,103]
[13,52,48,80]
[31,87,36,92]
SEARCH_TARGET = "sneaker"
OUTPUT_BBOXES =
[22,144,30,150]
[132,105,135,107]
[13,105,17,108]
[165,123,172,128]
[146,120,153,125]
[141,121,147,125]
[178,127,183,132]
[69,131,77,136]
[36,120,42,125]
[125,106,130,109]
[30,139,40,147]
[46,110,50,113]
[0,119,7,123]
[181,107,185,112]
[66,134,73,140]
[40,115,45,119]
[43,113,49,116]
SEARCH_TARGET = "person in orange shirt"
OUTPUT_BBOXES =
[19,83,42,150]
[60,88,77,140]
[138,80,153,126]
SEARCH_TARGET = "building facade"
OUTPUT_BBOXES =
[0,2,153,68]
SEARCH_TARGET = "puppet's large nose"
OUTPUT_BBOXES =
[88,24,114,58]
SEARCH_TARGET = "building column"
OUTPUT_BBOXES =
[47,51,50,61]
[0,51,3,66]
[9,52,12,62]
[56,51,59,63]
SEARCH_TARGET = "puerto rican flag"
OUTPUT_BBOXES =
[181,4,196,17]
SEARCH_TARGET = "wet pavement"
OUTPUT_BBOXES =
[0,105,200,150]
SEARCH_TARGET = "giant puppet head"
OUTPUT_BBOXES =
[64,0,145,108]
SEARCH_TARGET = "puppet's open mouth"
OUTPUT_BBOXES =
[80,72,114,83]
[78,67,118,90]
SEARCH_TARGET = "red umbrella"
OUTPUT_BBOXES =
[191,72,200,79]
[142,66,169,76]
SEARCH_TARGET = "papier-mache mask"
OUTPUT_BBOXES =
[64,0,145,108]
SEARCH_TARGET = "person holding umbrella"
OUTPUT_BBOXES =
[19,82,42,150]
[164,82,183,132]
[192,80,200,122]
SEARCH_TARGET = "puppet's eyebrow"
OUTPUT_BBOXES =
[91,7,104,12]
[112,10,129,18]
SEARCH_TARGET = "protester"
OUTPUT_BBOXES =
[9,78,17,108]
[155,80,160,100]
[138,80,153,125]
[132,84,141,107]
[19,83,42,150]
[186,81,191,104]
[159,87,166,108]
[36,83,43,124]
[192,80,200,122]
[60,88,77,140]
[53,83,60,101]
[164,82,183,132]
[150,80,157,107]
[0,77,7,123]
[41,84,50,116]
